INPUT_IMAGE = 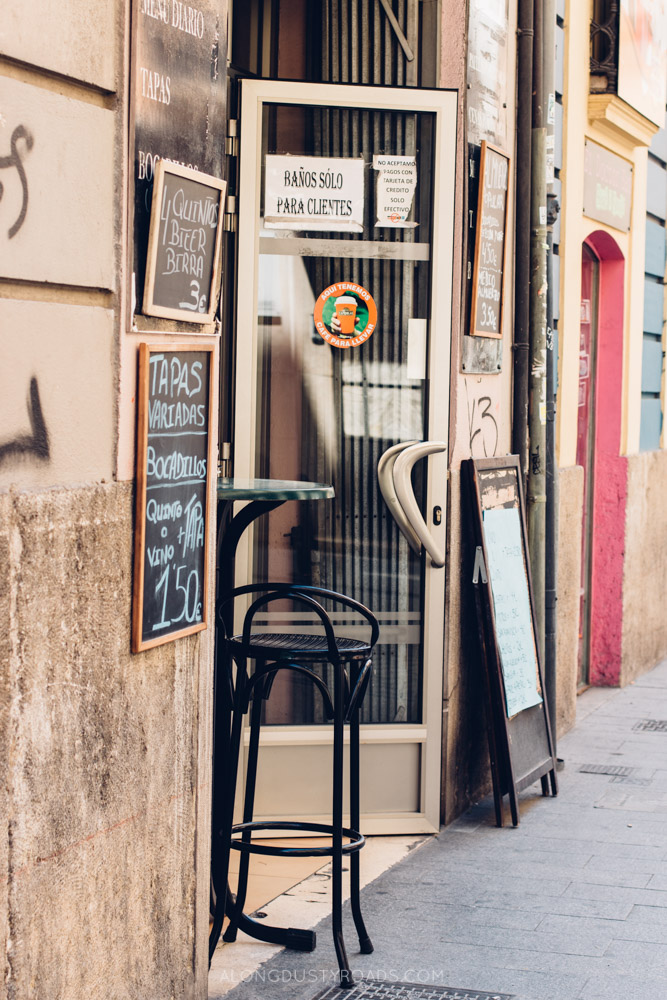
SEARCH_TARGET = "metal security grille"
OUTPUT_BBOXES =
[312,983,513,1000]
[590,0,619,93]
[249,1,442,727]
[296,107,433,725]
[319,0,420,88]
[297,0,426,726]
[633,719,667,732]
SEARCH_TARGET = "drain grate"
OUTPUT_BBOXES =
[312,983,513,1000]
[579,764,635,777]
[633,719,667,732]
[609,774,653,786]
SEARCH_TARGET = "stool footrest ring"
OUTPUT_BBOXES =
[230,820,365,856]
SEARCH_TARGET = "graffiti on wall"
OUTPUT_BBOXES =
[465,378,499,458]
[0,377,50,467]
[0,123,47,469]
[0,124,34,239]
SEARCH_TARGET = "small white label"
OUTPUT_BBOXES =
[539,205,547,225]
[407,318,427,380]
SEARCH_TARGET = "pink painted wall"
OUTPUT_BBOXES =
[586,232,628,686]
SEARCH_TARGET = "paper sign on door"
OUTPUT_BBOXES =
[264,155,364,232]
[373,155,418,228]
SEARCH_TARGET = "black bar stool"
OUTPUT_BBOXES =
[214,583,379,988]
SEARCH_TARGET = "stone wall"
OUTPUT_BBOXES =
[1,3,213,994]
[555,465,583,738]
[622,450,667,684]
[0,484,212,999]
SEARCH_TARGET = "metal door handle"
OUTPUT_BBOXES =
[394,442,447,567]
[377,441,421,554]
[377,441,447,567]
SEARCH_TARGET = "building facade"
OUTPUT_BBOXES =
[555,0,667,730]
[2,1,666,997]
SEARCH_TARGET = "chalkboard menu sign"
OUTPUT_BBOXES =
[470,142,510,339]
[143,160,226,323]
[466,456,557,826]
[132,344,214,652]
[130,0,226,324]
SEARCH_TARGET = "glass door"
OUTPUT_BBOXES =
[233,81,456,833]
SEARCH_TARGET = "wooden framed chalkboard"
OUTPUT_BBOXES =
[469,142,510,339]
[142,160,226,324]
[465,456,557,826]
[132,343,215,652]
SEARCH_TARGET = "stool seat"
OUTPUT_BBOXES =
[228,631,371,660]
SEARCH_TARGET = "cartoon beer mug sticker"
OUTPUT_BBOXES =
[313,282,378,348]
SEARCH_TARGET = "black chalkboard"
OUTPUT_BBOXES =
[130,0,227,324]
[465,456,557,826]
[143,160,226,323]
[132,344,214,651]
[470,142,510,339]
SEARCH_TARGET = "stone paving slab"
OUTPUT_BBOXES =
[578,972,667,1000]
[215,658,667,1000]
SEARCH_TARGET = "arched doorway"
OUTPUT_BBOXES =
[576,231,627,687]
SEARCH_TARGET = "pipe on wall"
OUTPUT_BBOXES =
[544,0,559,751]
[512,0,534,479]
[528,0,547,659]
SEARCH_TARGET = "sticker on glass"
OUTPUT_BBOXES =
[313,282,378,349]
[372,155,418,228]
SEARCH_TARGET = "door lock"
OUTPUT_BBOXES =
[433,506,442,526]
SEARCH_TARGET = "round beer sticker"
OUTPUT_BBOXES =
[313,282,378,349]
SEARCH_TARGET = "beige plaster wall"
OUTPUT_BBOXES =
[555,465,583,738]
[0,301,115,490]
[0,76,116,289]
[621,451,667,684]
[1,483,212,999]
[2,0,118,91]
[557,0,657,465]
[439,0,518,823]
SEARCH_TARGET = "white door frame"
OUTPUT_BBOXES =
[232,80,457,834]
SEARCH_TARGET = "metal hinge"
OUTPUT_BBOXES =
[223,195,237,232]
[218,441,232,478]
[225,119,239,157]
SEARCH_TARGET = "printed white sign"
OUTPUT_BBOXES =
[264,155,364,232]
[372,155,418,228]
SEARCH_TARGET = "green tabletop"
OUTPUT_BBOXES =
[217,477,335,501]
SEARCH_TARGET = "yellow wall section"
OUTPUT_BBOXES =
[557,0,658,466]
